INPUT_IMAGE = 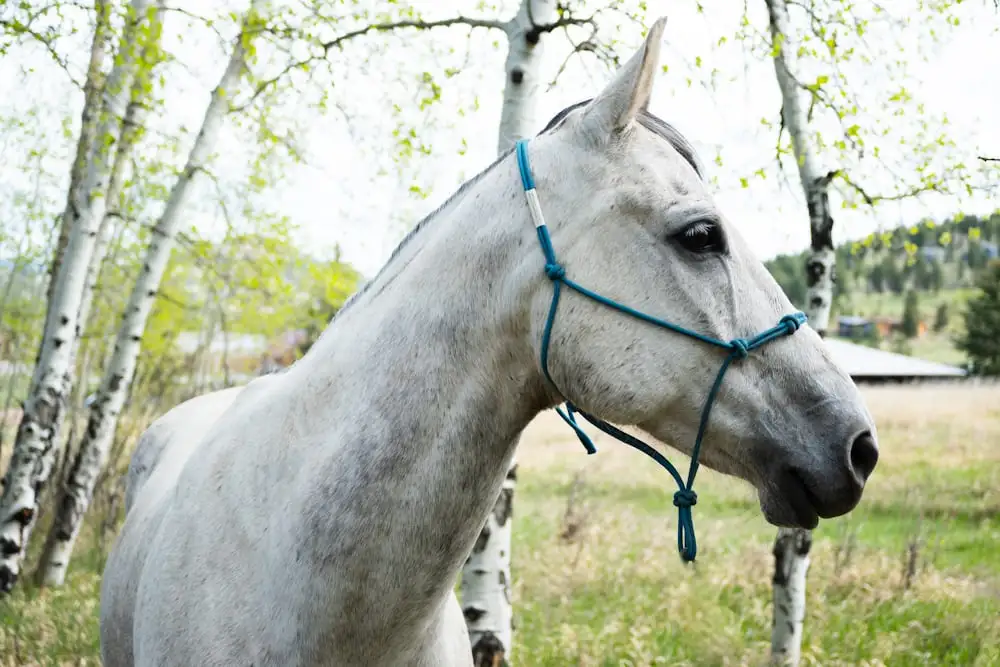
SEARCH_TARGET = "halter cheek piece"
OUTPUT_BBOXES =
[515,139,807,562]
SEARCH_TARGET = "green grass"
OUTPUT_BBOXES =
[3,385,1000,665]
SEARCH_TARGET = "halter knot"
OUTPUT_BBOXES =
[779,312,805,334]
[544,263,566,280]
[728,338,750,360]
[673,488,698,508]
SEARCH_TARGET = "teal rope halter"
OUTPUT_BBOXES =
[515,138,807,562]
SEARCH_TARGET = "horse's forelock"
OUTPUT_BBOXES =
[539,99,703,180]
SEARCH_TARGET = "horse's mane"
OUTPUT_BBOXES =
[324,101,703,330]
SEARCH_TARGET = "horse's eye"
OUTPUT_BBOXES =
[674,220,726,254]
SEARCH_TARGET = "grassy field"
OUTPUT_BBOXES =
[2,384,1000,666]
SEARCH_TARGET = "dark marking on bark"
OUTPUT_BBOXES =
[472,523,491,553]
[0,536,19,556]
[463,606,486,623]
[85,410,102,440]
[772,528,812,587]
[805,258,826,288]
[772,534,791,587]
[505,464,518,482]
[793,529,813,556]
[525,27,541,45]
[806,172,836,252]
[493,487,513,526]
[510,68,524,84]
[59,315,69,326]
[14,506,34,526]
[471,632,508,667]
[0,565,16,593]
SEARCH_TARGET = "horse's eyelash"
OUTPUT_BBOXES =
[683,221,715,236]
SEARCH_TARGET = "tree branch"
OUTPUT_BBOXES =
[0,18,81,88]
[241,15,505,110]
[243,7,600,112]
[832,169,944,205]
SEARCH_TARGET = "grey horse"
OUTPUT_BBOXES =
[100,18,877,666]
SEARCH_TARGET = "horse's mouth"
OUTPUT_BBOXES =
[759,468,821,530]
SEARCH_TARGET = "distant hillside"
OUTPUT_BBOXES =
[765,212,1000,308]
[764,212,1000,366]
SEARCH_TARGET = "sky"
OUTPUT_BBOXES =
[1,0,999,279]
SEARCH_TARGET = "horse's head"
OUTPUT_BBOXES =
[525,17,877,529]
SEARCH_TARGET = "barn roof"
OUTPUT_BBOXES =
[824,338,968,379]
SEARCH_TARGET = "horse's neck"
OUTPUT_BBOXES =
[282,159,548,630]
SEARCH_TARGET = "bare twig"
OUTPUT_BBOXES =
[243,9,598,110]
[558,469,588,544]
[832,169,945,205]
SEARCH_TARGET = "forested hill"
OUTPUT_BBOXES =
[765,212,1000,309]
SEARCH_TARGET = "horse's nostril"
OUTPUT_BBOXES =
[849,431,879,483]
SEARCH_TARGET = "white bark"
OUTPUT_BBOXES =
[460,2,555,663]
[76,89,148,355]
[462,462,517,664]
[49,76,149,488]
[37,7,255,587]
[765,0,836,335]
[495,0,555,156]
[765,0,834,662]
[43,0,113,311]
[0,0,155,594]
[770,527,812,665]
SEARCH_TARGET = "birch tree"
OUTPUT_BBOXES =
[755,1,975,662]
[457,1,559,659]
[35,1,264,586]
[763,3,826,659]
[0,0,157,594]
[45,0,113,309]
[51,38,159,499]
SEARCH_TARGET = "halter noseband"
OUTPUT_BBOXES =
[515,138,807,562]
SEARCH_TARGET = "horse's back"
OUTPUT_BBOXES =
[124,386,247,513]
[100,385,246,667]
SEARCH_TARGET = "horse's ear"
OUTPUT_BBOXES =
[581,17,666,136]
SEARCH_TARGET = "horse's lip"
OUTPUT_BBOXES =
[772,468,820,530]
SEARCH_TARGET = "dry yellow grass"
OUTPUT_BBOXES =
[2,383,999,665]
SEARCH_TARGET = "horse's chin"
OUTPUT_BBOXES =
[757,469,821,530]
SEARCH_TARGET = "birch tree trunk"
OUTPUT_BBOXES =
[43,0,113,311]
[73,85,150,370]
[38,27,157,535]
[460,2,555,664]
[34,55,156,585]
[765,0,836,663]
[0,0,155,595]
[36,4,259,587]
